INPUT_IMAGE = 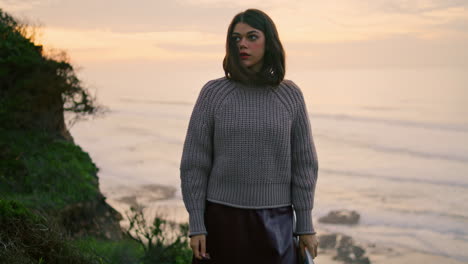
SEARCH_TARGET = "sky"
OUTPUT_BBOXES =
[1,0,468,69]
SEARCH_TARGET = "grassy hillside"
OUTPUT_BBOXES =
[0,8,193,263]
[0,129,99,209]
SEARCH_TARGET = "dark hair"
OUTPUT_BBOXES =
[223,9,285,86]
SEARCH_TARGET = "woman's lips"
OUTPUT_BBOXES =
[240,53,250,59]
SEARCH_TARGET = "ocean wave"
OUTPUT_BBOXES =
[313,112,468,134]
[119,97,192,105]
[323,168,468,189]
[317,132,468,164]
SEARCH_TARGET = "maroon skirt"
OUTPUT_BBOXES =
[192,200,298,264]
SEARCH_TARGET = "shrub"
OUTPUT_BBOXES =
[124,205,193,264]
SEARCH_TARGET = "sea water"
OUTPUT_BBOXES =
[69,65,468,262]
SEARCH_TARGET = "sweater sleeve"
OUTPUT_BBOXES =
[180,81,216,237]
[289,81,319,236]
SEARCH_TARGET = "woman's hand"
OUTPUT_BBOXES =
[190,234,211,260]
[299,233,319,259]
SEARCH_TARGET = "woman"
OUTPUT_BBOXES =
[180,8,319,264]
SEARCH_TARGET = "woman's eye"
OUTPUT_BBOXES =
[248,35,258,40]
[232,36,241,42]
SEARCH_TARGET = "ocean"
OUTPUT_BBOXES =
[69,64,468,262]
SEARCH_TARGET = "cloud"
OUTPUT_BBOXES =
[6,0,466,67]
[38,27,225,62]
[374,0,467,15]
[175,0,290,9]
[6,0,467,42]
[0,0,59,12]
[285,33,468,69]
[2,0,238,33]
[267,0,468,44]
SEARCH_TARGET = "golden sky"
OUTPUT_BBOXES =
[1,0,467,68]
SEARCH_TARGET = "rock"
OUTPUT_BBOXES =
[318,233,338,249]
[319,209,360,225]
[319,232,371,264]
[352,245,366,258]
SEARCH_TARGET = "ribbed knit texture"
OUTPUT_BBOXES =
[180,77,319,237]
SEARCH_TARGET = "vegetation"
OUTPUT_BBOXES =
[124,205,192,264]
[0,199,192,264]
[0,7,193,263]
[73,206,193,264]
[0,7,105,130]
[0,129,100,210]
[0,199,101,264]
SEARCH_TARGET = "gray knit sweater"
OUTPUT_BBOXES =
[180,76,319,237]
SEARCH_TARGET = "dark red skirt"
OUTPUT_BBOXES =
[192,200,298,264]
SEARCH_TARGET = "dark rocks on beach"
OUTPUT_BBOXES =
[319,233,371,264]
[319,209,360,225]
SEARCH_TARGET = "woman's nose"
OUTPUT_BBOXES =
[238,37,247,49]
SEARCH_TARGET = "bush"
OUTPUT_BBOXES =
[124,205,193,264]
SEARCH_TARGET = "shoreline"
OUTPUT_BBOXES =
[102,184,464,264]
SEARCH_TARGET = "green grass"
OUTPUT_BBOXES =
[72,237,145,264]
[0,130,195,263]
[0,199,100,264]
[0,8,194,263]
[70,207,195,264]
[0,129,100,210]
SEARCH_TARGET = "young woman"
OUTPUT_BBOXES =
[180,8,319,264]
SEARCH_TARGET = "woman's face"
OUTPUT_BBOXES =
[231,22,265,72]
